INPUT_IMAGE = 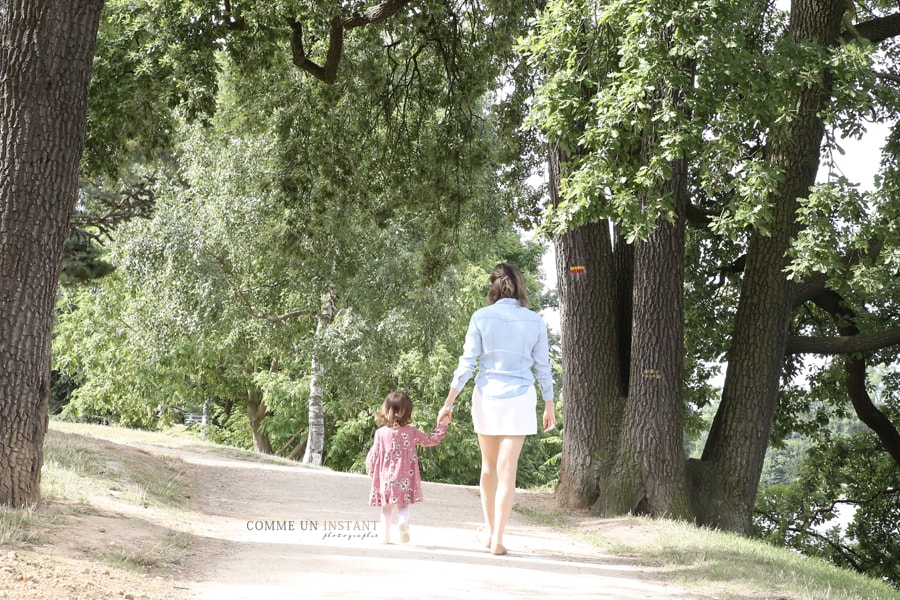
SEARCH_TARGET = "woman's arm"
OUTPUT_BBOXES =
[448,315,481,396]
[532,319,554,403]
[443,387,460,410]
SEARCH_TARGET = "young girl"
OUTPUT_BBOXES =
[366,391,452,544]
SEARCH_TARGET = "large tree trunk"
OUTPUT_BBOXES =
[599,157,690,518]
[692,0,845,533]
[0,1,105,507]
[302,290,335,466]
[246,386,273,454]
[550,144,628,508]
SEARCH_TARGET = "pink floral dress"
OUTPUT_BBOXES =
[366,424,447,506]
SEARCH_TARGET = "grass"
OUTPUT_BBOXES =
[49,419,308,466]
[97,530,192,572]
[0,505,54,546]
[517,505,900,600]
[41,427,190,507]
[0,421,200,575]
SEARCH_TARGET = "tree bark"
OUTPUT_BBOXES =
[599,156,690,518]
[302,290,335,466]
[549,144,628,508]
[0,0,105,507]
[693,0,845,533]
[246,386,273,454]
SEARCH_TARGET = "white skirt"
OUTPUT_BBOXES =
[472,386,538,436]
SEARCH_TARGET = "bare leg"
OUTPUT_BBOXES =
[477,434,500,547]
[477,434,525,555]
[491,435,525,555]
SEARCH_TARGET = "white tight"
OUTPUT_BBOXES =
[379,504,410,540]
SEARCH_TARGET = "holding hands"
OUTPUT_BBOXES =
[437,405,453,427]
[438,388,459,427]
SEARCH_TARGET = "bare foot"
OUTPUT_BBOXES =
[490,542,507,556]
[399,523,410,544]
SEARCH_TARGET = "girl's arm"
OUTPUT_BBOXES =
[412,424,447,447]
[365,433,380,475]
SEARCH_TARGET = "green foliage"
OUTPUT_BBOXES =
[203,405,255,451]
[522,0,883,246]
[84,0,226,179]
[756,416,900,588]
[56,14,553,474]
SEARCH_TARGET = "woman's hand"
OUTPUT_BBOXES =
[437,405,453,426]
[542,401,557,432]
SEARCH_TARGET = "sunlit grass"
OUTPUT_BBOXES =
[49,418,305,466]
[0,506,53,546]
[0,424,197,570]
[42,428,189,508]
[516,507,899,600]
[97,530,191,572]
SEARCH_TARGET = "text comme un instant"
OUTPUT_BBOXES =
[245,520,378,532]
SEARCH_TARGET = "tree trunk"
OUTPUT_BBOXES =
[302,290,335,466]
[0,1,104,507]
[693,0,845,533]
[599,157,690,518]
[246,386,273,454]
[549,144,628,508]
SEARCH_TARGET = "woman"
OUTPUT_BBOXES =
[443,263,555,555]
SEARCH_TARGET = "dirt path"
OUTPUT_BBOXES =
[143,445,712,600]
[1,433,715,599]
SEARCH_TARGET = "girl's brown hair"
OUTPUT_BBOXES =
[487,263,529,307]
[376,391,414,427]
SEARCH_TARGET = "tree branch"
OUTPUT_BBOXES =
[845,346,900,465]
[343,0,412,29]
[213,256,315,322]
[848,12,900,45]
[288,16,343,84]
[792,273,829,308]
[287,0,413,84]
[71,179,156,243]
[788,288,900,467]
[791,239,882,309]
[786,327,900,355]
[874,70,900,86]
[685,202,715,227]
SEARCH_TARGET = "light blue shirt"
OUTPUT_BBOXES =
[450,298,554,401]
